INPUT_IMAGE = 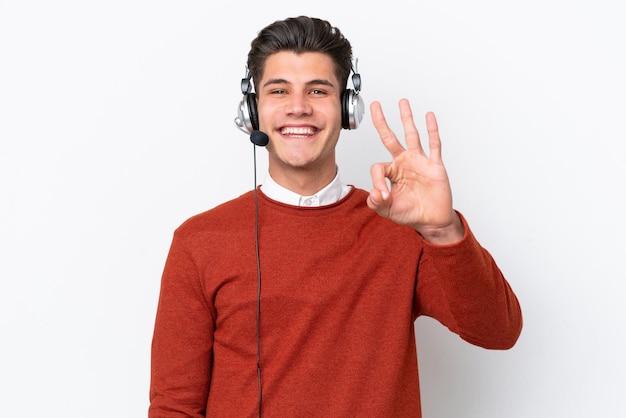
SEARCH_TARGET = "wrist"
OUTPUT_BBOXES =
[415,212,465,245]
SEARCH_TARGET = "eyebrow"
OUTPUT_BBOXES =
[261,78,336,89]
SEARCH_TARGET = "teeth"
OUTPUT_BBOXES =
[281,127,314,135]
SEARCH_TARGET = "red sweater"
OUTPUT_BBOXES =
[149,187,522,417]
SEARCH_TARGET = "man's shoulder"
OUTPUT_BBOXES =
[175,190,256,236]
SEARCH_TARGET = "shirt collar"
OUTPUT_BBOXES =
[260,169,350,207]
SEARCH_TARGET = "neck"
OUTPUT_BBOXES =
[268,163,337,196]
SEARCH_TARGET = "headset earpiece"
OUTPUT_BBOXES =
[234,92,258,134]
[246,92,259,131]
[234,70,259,134]
[341,66,364,130]
[341,88,364,130]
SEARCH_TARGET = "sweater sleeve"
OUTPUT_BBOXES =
[414,212,522,349]
[149,231,215,417]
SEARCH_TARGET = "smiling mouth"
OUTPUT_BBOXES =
[280,126,317,138]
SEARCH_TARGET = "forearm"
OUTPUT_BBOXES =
[416,213,522,349]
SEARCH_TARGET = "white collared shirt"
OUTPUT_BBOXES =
[260,170,352,207]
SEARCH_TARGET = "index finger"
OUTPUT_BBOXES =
[370,100,405,158]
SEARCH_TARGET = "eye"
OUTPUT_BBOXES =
[270,89,287,95]
[310,89,328,96]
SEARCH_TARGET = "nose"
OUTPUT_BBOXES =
[286,92,312,117]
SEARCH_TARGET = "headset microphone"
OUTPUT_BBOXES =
[250,130,269,147]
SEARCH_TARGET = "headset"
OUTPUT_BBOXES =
[234,59,365,136]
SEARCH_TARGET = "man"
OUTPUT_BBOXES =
[149,16,522,417]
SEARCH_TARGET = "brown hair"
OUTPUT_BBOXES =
[246,16,353,92]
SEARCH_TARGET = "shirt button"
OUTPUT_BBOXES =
[303,198,313,206]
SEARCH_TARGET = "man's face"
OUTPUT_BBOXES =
[256,51,343,178]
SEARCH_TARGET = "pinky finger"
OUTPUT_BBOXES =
[425,112,443,162]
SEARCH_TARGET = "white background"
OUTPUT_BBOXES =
[1,1,625,417]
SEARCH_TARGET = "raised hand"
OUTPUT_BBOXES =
[367,98,464,244]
